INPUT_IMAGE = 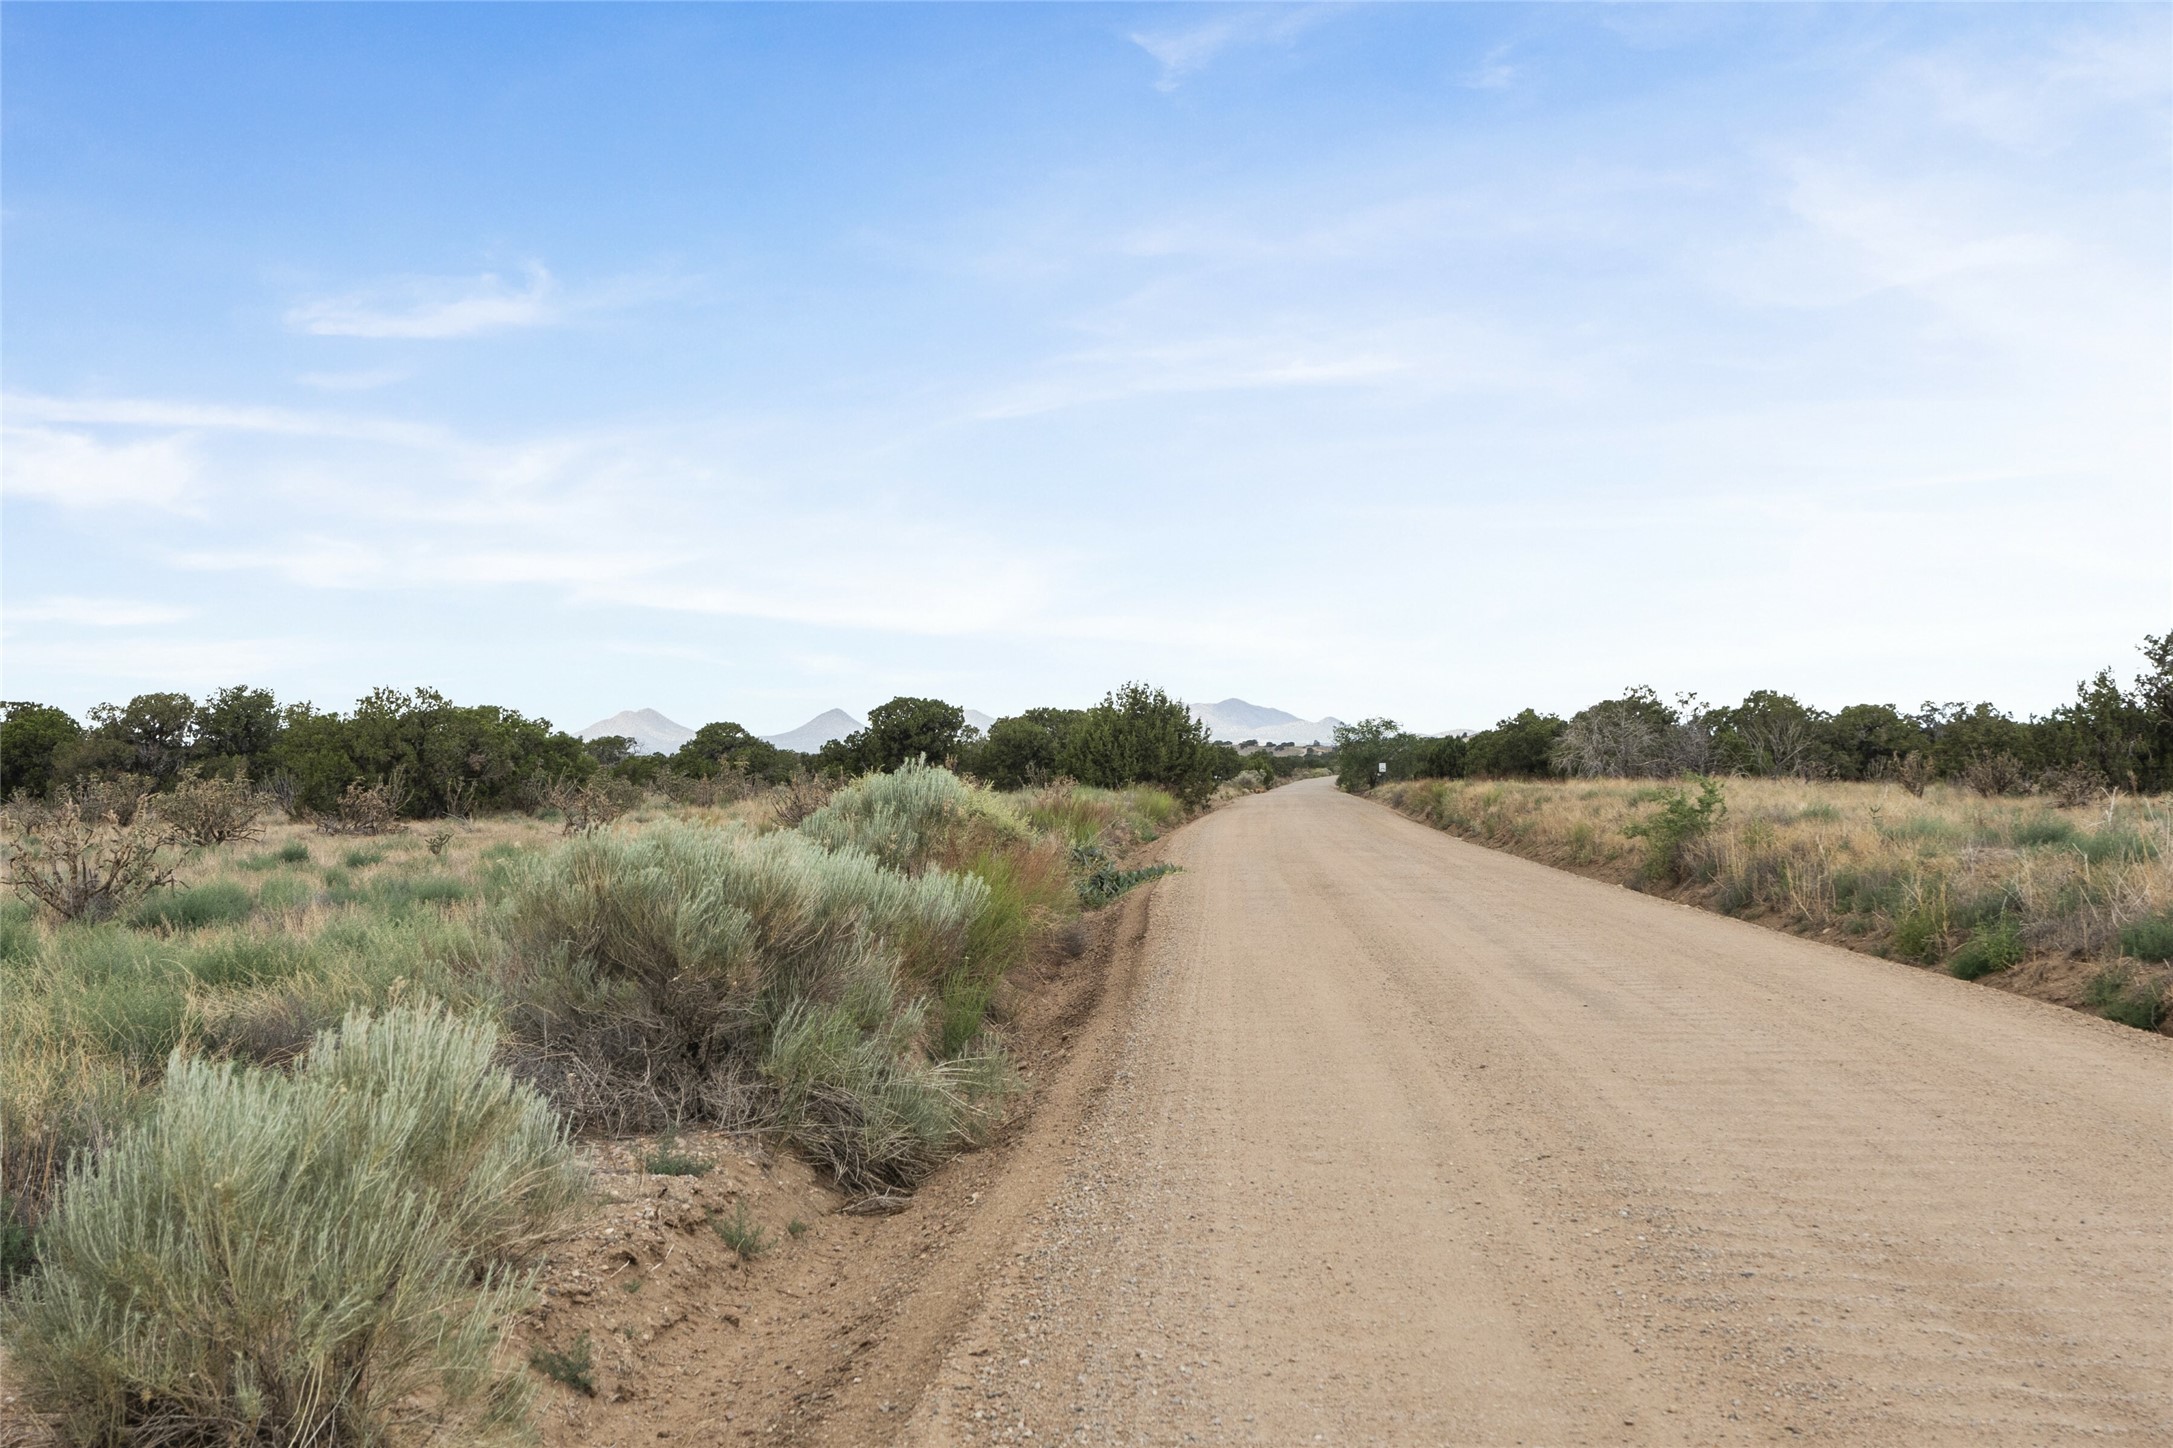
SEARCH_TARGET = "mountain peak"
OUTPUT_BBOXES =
[761,708,864,753]
[1188,699,1343,745]
[577,708,696,755]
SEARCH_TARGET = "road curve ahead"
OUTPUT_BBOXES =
[906,778,2171,1447]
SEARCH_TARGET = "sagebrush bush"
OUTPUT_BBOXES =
[0,1005,580,1447]
[498,823,1004,1181]
[799,760,1024,874]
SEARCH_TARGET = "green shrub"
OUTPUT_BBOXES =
[341,846,386,869]
[1076,855,1179,908]
[0,1005,581,1446]
[641,1133,710,1177]
[530,1333,596,1396]
[2085,966,2168,1031]
[126,880,255,932]
[1948,921,2025,980]
[1890,906,1946,965]
[1060,683,1218,806]
[761,987,1008,1187]
[0,1194,36,1288]
[367,872,470,911]
[2118,914,2173,963]
[0,899,39,964]
[2079,828,2154,865]
[241,839,314,871]
[711,1200,770,1259]
[1622,776,1726,884]
[180,931,315,989]
[973,714,1072,790]
[255,872,316,912]
[1831,869,1901,916]
[1950,886,2022,932]
[1126,787,1182,833]
[2010,815,2077,848]
[934,973,991,1059]
[38,930,193,1067]
[1464,709,1566,779]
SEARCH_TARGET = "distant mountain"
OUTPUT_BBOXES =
[1191,698,1303,733]
[577,708,695,756]
[762,708,863,753]
[962,708,995,736]
[1189,699,1345,746]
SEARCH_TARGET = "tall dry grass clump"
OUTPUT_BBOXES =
[0,1004,582,1447]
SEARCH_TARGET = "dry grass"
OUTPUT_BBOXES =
[1376,776,2173,1027]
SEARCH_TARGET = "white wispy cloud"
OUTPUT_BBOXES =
[973,313,1561,420]
[2,636,298,684]
[6,596,193,627]
[1459,45,1518,91]
[285,263,559,339]
[297,366,408,392]
[1129,6,1339,92]
[0,426,200,511]
[6,393,449,448]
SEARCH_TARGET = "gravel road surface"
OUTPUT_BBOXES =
[902,778,2171,1446]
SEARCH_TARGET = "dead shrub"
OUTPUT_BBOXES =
[768,772,839,827]
[1893,751,1933,797]
[316,776,403,836]
[2037,763,2105,809]
[154,770,265,847]
[1962,752,2032,798]
[2,792,184,923]
[540,776,635,836]
[72,774,154,828]
[653,767,756,809]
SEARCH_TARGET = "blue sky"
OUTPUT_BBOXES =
[4,3,2167,735]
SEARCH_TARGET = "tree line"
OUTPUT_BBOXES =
[1332,633,2173,797]
[0,680,1255,818]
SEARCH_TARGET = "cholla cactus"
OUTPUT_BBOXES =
[2,790,182,922]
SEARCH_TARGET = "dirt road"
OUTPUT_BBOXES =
[899,779,2171,1446]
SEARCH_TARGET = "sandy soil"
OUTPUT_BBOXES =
[898,779,2171,1446]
